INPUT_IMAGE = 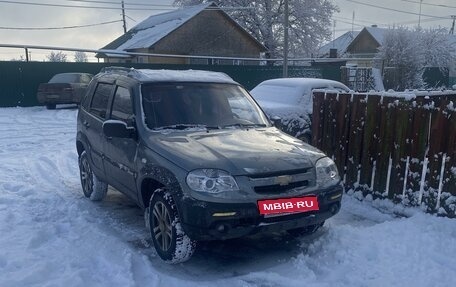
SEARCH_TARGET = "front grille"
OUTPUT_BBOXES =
[254,180,309,194]
[248,168,310,179]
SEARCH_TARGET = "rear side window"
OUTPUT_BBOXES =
[110,86,133,125]
[89,83,112,119]
[49,73,80,83]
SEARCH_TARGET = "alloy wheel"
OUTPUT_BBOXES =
[152,201,173,252]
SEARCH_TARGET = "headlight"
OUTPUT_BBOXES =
[186,169,239,193]
[316,157,340,188]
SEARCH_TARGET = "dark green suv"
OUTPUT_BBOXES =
[76,67,342,263]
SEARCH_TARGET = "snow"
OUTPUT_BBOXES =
[1,107,456,286]
[365,27,388,45]
[318,31,359,57]
[115,3,211,51]
[251,78,350,115]
[132,69,236,84]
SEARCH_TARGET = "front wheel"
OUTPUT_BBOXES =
[78,151,108,201]
[148,190,196,263]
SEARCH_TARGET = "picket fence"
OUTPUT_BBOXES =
[312,91,456,217]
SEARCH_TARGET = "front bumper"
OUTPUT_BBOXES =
[178,184,343,241]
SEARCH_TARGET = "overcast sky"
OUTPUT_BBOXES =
[0,0,454,61]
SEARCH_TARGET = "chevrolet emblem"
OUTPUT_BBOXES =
[275,175,293,186]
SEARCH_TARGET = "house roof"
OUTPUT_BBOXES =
[363,27,388,45]
[318,31,359,57]
[101,3,212,52]
[99,2,267,57]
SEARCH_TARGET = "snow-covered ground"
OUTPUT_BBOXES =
[0,107,455,287]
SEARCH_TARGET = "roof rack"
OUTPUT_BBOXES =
[100,66,143,79]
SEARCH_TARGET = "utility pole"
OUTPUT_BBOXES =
[450,15,456,35]
[418,0,423,28]
[283,0,289,78]
[25,48,29,62]
[121,0,127,34]
[352,11,355,33]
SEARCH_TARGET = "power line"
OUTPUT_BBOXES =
[67,0,175,7]
[0,20,122,30]
[400,0,456,9]
[0,0,174,11]
[339,0,451,19]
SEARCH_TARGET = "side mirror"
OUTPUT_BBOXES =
[103,120,135,138]
[270,115,282,127]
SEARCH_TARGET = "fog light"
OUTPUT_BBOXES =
[330,192,342,200]
[212,212,236,217]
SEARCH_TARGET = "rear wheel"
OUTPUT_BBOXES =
[148,190,195,263]
[46,104,56,110]
[78,151,108,201]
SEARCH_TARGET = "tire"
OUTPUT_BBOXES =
[46,104,56,110]
[287,221,324,237]
[148,189,196,263]
[78,150,108,201]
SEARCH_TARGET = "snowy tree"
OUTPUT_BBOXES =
[377,27,455,90]
[46,51,67,62]
[74,51,88,62]
[420,28,455,70]
[173,0,338,58]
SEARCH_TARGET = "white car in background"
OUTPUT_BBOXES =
[250,78,350,143]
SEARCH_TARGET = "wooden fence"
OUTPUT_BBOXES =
[312,91,456,217]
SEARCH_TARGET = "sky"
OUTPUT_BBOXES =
[0,0,455,61]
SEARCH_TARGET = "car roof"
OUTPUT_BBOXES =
[98,67,237,85]
[257,78,349,90]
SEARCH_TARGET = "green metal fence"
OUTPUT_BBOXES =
[0,61,340,107]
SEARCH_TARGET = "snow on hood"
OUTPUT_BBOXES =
[145,128,323,175]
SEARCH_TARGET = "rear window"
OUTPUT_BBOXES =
[250,84,302,105]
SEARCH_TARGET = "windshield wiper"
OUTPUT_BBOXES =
[222,123,267,129]
[154,124,220,130]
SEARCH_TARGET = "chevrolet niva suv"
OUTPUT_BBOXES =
[76,67,343,263]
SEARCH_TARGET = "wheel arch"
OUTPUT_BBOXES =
[76,140,85,156]
[139,166,182,209]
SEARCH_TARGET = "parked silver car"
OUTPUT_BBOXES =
[37,73,93,109]
[250,78,350,143]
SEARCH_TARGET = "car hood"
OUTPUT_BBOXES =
[144,127,325,176]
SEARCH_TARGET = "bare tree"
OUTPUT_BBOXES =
[46,51,67,62]
[74,51,88,62]
[174,0,338,58]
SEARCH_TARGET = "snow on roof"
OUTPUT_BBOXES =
[103,3,211,51]
[318,31,359,56]
[365,27,388,45]
[130,69,237,84]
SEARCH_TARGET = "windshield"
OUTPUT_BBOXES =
[141,83,270,130]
